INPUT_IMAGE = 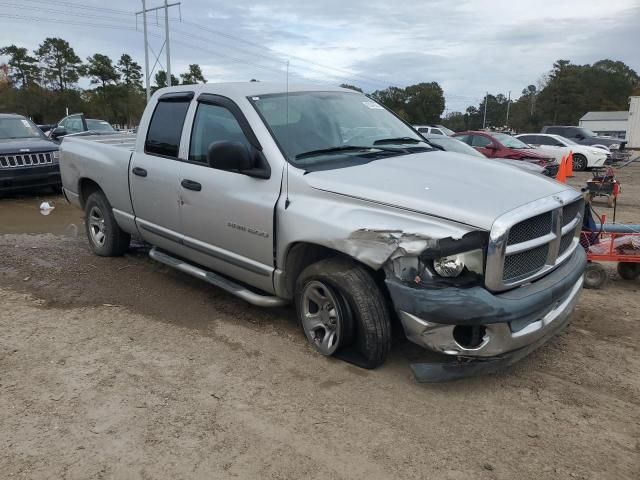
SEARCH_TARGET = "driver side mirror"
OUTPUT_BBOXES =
[50,126,67,140]
[484,143,497,150]
[207,141,270,179]
[575,134,584,140]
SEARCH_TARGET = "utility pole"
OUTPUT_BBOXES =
[142,0,150,102]
[505,90,511,127]
[482,92,488,129]
[136,1,181,99]
[164,0,171,87]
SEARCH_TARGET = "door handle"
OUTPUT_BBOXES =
[181,179,202,192]
[132,167,147,177]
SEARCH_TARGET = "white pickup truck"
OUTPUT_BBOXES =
[59,83,586,381]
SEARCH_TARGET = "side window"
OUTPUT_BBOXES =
[519,135,535,144]
[145,100,191,158]
[66,117,84,134]
[417,127,429,133]
[455,135,470,144]
[431,128,444,135]
[471,135,492,147]
[189,103,251,163]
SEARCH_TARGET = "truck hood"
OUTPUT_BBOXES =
[0,137,58,155]
[304,151,570,230]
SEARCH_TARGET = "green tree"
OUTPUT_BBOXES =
[180,64,206,85]
[404,82,445,124]
[34,37,82,91]
[117,54,143,88]
[84,53,120,90]
[339,83,363,92]
[371,86,408,118]
[154,69,179,89]
[0,45,40,88]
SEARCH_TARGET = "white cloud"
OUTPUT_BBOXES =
[0,0,637,111]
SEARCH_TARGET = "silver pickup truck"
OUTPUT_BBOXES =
[60,83,586,381]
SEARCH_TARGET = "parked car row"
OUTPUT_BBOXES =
[451,131,560,177]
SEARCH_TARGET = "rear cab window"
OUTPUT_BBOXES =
[145,94,193,158]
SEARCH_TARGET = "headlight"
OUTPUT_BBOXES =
[433,249,484,278]
[52,151,60,160]
[608,143,620,150]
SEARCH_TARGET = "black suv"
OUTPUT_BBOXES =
[0,113,61,192]
[541,126,626,151]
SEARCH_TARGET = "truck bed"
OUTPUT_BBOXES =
[60,133,137,220]
[66,132,137,150]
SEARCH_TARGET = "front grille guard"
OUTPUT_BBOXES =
[485,190,583,292]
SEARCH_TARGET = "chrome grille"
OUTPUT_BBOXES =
[486,192,584,291]
[0,152,54,169]
[507,212,552,245]
[503,244,549,281]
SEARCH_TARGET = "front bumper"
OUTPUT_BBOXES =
[0,164,61,192]
[386,247,586,380]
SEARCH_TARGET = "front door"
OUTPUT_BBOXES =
[178,96,282,293]
[130,94,192,251]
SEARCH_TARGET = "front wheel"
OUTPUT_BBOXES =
[84,191,130,256]
[572,153,588,171]
[295,257,391,369]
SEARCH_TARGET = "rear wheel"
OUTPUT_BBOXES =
[295,257,391,369]
[84,191,130,256]
[584,263,608,289]
[617,262,640,280]
[572,153,588,171]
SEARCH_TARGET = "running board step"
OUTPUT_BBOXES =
[149,247,288,307]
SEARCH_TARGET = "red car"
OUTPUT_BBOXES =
[453,131,559,177]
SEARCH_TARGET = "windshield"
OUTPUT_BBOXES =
[0,117,46,140]
[427,136,485,158]
[558,136,577,145]
[86,119,115,132]
[250,91,428,166]
[493,133,530,149]
[576,127,596,138]
[436,125,455,136]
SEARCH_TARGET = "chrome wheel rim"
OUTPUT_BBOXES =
[573,156,586,170]
[88,206,106,247]
[301,281,342,356]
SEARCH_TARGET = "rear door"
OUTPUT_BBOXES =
[177,94,281,292]
[130,92,193,251]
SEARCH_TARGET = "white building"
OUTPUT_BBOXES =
[579,111,628,139]
[627,97,640,149]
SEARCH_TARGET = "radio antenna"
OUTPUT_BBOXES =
[284,59,291,209]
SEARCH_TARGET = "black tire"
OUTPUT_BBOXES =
[295,257,391,369]
[572,153,588,172]
[617,262,640,281]
[51,184,63,194]
[84,191,130,256]
[584,263,608,289]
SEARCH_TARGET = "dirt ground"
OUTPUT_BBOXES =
[1,162,639,479]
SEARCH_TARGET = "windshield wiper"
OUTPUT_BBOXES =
[373,137,425,145]
[295,145,402,160]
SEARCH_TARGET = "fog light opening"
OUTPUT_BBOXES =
[453,325,487,349]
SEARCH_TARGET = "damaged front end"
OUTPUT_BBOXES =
[375,229,586,382]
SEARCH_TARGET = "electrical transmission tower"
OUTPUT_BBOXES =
[136,0,181,101]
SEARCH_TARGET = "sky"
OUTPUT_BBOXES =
[1,0,639,113]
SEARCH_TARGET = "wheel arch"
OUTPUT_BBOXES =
[276,241,387,300]
[77,177,103,209]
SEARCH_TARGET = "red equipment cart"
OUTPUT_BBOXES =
[581,227,640,289]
